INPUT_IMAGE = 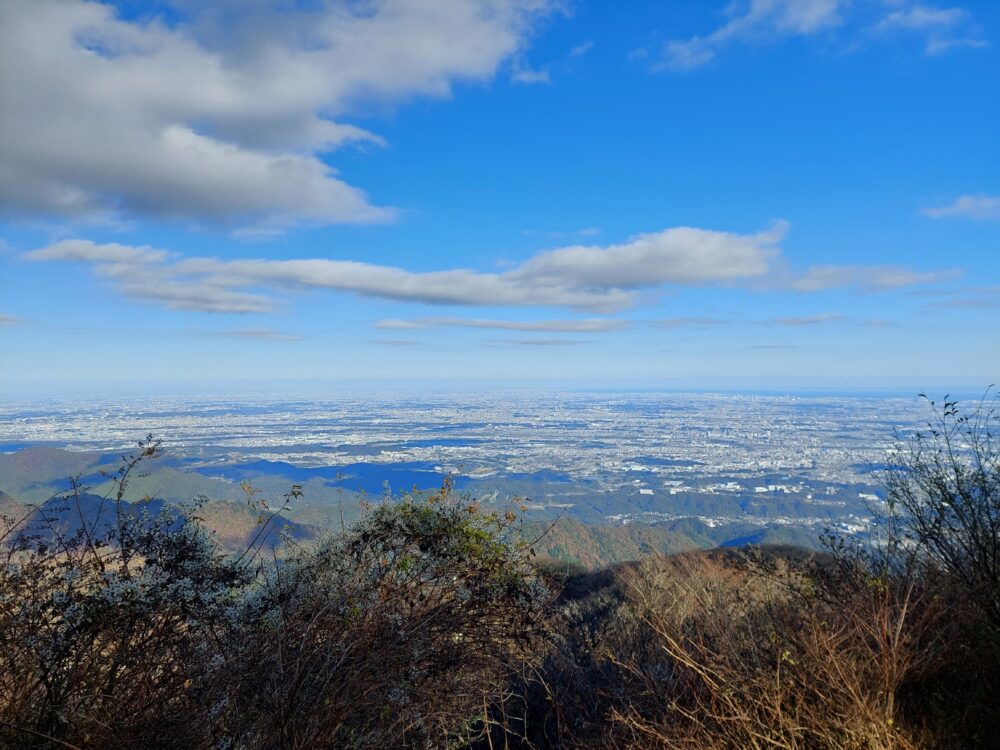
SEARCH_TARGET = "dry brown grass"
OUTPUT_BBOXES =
[608,552,948,749]
[504,546,997,750]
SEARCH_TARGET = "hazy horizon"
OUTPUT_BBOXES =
[0,378,992,402]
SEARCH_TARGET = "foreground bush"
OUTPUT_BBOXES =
[504,546,999,749]
[878,393,1000,629]
[217,490,548,748]
[0,442,547,749]
[610,553,955,749]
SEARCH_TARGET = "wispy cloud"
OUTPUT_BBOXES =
[523,226,602,240]
[371,338,422,347]
[925,36,988,54]
[872,4,986,55]
[511,65,551,85]
[0,314,20,326]
[653,317,729,328]
[657,314,869,328]
[26,240,168,265]
[188,327,303,342]
[23,222,956,315]
[511,32,598,86]
[917,285,1000,310]
[788,265,960,292]
[657,1,986,71]
[373,319,429,331]
[493,338,587,346]
[875,5,966,32]
[923,194,1000,221]
[376,317,627,332]
[22,223,787,313]
[769,313,845,325]
[929,296,1000,310]
[659,0,845,71]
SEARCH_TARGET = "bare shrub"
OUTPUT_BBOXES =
[610,551,949,749]
[878,392,1000,628]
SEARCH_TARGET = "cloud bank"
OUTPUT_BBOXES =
[23,222,956,315]
[923,194,1000,221]
[23,224,786,313]
[0,0,553,230]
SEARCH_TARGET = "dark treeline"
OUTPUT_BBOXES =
[1,396,998,749]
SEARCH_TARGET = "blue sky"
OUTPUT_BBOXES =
[0,0,997,395]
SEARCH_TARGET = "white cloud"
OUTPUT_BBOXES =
[923,194,1000,221]
[511,66,552,84]
[660,0,844,71]
[494,338,586,346]
[653,317,729,328]
[372,338,422,347]
[23,223,788,312]
[770,313,845,325]
[658,1,986,70]
[24,239,169,265]
[790,265,960,291]
[115,279,276,314]
[188,327,303,342]
[925,37,988,54]
[655,313,849,327]
[374,319,429,330]
[569,40,595,57]
[917,285,1000,310]
[23,221,955,314]
[875,5,966,31]
[872,4,987,56]
[376,317,627,332]
[0,0,553,229]
[213,258,633,310]
[522,226,602,239]
[509,221,787,288]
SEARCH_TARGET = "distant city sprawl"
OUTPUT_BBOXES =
[0,391,927,537]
